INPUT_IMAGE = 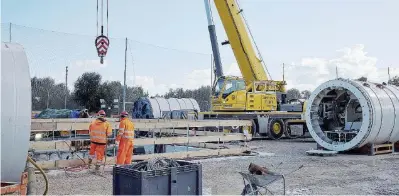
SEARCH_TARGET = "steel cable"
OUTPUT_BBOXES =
[130,157,180,171]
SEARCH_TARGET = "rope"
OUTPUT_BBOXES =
[101,0,104,29]
[107,0,109,37]
[131,157,180,171]
[96,0,98,36]
[62,141,88,176]
[128,40,136,86]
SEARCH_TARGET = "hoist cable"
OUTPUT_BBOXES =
[101,0,104,34]
[96,0,99,36]
[107,0,109,37]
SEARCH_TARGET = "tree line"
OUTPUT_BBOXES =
[31,72,211,113]
[32,72,399,113]
[357,76,399,86]
[31,72,148,113]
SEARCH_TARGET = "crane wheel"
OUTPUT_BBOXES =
[284,125,300,139]
[267,119,284,140]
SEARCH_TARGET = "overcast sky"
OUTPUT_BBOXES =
[2,0,399,95]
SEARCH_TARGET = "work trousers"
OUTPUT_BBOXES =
[89,143,106,164]
[116,139,134,165]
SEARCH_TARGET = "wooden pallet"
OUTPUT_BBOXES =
[370,143,393,155]
[316,142,397,156]
[35,147,251,170]
[1,172,28,196]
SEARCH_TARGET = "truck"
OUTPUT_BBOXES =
[198,0,308,139]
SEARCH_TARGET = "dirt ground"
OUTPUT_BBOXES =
[34,139,399,195]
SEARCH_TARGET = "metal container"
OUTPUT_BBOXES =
[305,78,399,151]
[113,160,202,195]
[1,43,31,183]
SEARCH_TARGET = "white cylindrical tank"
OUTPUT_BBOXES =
[167,98,181,111]
[154,97,171,118]
[132,97,201,119]
[177,99,188,110]
[188,98,201,112]
[305,78,399,151]
[1,43,32,183]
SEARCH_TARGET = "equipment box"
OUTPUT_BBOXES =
[113,160,202,195]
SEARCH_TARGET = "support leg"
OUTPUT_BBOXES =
[26,162,36,195]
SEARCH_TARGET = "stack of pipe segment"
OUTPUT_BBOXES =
[305,78,399,152]
[132,97,200,119]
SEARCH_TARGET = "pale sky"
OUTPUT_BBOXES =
[2,0,399,95]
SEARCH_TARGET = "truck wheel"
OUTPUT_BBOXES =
[284,122,300,139]
[267,119,284,139]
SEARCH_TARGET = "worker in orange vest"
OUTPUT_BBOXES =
[88,110,113,171]
[116,111,135,165]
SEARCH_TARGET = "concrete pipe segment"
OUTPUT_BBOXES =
[305,78,399,152]
[132,97,200,119]
[1,43,32,183]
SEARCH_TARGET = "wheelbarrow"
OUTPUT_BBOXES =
[239,171,285,195]
[239,163,303,195]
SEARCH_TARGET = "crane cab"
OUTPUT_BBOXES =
[211,76,247,111]
[211,76,284,112]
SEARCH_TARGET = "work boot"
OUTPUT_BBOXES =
[88,158,93,169]
[95,164,101,171]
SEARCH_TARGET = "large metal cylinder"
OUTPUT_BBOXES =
[1,43,32,183]
[132,97,200,119]
[305,78,399,151]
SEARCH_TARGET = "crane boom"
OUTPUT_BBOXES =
[213,0,268,83]
[203,0,223,78]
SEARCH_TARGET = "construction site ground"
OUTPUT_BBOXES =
[34,139,399,195]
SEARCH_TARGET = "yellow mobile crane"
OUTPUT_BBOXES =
[200,0,307,139]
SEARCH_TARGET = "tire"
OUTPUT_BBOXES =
[284,122,300,139]
[267,119,285,140]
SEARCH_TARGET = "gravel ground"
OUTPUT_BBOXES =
[34,139,399,195]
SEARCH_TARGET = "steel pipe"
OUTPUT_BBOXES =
[305,78,399,151]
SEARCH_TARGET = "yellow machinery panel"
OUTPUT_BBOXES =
[246,93,277,111]
[246,93,261,110]
[261,94,277,111]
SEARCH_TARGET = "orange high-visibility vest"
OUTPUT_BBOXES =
[89,119,112,144]
[116,118,135,142]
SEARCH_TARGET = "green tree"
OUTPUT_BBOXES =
[388,76,399,86]
[72,72,102,112]
[98,81,122,115]
[286,88,301,100]
[301,90,312,99]
[357,76,368,82]
[31,77,54,110]
[31,77,77,110]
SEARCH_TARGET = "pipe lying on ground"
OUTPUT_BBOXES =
[305,78,399,152]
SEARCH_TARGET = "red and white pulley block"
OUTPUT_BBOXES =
[95,35,109,64]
